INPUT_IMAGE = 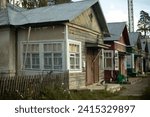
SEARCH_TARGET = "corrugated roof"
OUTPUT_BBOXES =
[0,0,98,26]
[104,22,127,41]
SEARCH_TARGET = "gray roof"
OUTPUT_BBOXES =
[0,4,27,26]
[104,22,127,41]
[13,0,100,25]
[0,0,109,33]
[129,32,140,46]
[0,0,97,25]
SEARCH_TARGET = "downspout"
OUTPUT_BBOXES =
[22,26,31,71]
[65,24,69,71]
[15,28,18,76]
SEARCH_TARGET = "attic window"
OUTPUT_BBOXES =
[89,13,93,22]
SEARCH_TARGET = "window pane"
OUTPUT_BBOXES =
[75,54,80,69]
[44,44,53,52]
[53,43,62,51]
[25,44,39,52]
[108,52,112,57]
[106,58,112,68]
[69,44,80,53]
[23,53,31,69]
[23,45,27,52]
[54,53,62,70]
[69,44,73,52]
[76,45,79,52]
[31,44,39,52]
[44,53,52,69]
[70,54,75,69]
[32,54,40,69]
[69,43,81,70]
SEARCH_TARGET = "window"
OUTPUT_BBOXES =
[23,44,40,69]
[100,49,104,70]
[69,41,81,71]
[44,43,62,70]
[104,50,113,70]
[114,51,119,70]
[22,42,63,71]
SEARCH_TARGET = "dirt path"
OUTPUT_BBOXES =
[119,77,150,96]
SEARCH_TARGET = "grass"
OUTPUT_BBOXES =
[1,81,150,100]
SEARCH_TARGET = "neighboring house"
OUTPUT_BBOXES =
[146,41,150,72]
[103,22,130,82]
[141,38,150,73]
[0,0,110,89]
[141,39,148,73]
[127,32,143,76]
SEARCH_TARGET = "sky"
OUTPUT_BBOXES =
[73,0,150,31]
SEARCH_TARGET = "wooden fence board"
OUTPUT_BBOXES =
[0,71,69,98]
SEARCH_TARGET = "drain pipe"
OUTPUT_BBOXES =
[22,26,31,71]
[15,28,18,76]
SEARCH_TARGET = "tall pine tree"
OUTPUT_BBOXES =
[21,0,71,9]
[137,10,150,37]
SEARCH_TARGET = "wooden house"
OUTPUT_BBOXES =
[103,22,130,82]
[0,0,109,89]
[145,41,150,72]
[127,32,143,76]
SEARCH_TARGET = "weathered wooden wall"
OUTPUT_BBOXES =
[68,25,104,89]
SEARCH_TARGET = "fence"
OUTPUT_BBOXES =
[0,71,69,99]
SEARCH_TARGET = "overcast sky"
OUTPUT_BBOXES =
[73,0,150,31]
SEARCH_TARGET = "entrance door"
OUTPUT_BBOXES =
[86,48,99,85]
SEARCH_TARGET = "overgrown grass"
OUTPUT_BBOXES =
[1,83,150,100]
[0,87,141,100]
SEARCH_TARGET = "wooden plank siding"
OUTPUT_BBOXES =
[71,7,101,33]
[68,25,104,89]
[67,2,106,89]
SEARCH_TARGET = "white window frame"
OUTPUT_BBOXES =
[68,40,82,72]
[114,50,119,70]
[104,50,114,70]
[100,49,104,70]
[22,44,40,70]
[21,40,64,71]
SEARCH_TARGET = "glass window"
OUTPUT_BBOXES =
[69,42,81,71]
[104,50,113,70]
[43,43,62,70]
[32,53,40,69]
[44,53,52,69]
[23,42,63,71]
[54,53,62,70]
[23,44,39,69]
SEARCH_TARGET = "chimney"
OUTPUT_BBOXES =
[0,0,7,9]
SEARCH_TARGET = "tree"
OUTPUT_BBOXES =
[21,0,71,9]
[55,0,71,4]
[137,10,150,37]
[21,0,43,9]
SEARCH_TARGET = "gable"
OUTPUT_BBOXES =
[71,7,101,32]
[117,25,130,46]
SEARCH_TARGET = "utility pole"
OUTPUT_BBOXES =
[128,0,134,32]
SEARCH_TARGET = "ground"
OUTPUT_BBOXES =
[120,77,150,96]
